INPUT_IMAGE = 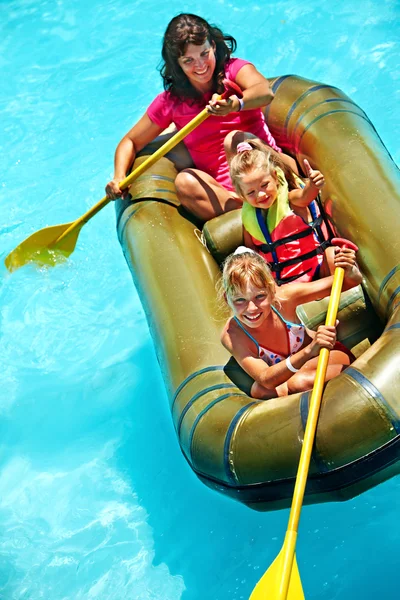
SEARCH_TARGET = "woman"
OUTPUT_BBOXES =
[105,13,297,221]
[220,247,362,399]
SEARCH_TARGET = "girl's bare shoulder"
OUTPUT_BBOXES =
[221,317,258,358]
[221,317,240,349]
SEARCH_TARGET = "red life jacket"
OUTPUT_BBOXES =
[242,189,331,285]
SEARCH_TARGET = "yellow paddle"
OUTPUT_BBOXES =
[249,237,358,600]
[5,80,243,272]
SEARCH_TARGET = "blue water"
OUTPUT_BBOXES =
[1,0,399,598]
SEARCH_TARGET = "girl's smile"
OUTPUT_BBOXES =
[240,168,278,208]
[228,283,273,328]
[178,41,216,93]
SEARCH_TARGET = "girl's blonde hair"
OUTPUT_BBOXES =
[229,138,297,199]
[220,251,276,303]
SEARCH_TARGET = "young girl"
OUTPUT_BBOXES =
[229,139,333,285]
[220,247,362,399]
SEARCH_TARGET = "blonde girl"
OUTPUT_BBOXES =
[229,139,334,285]
[220,248,362,399]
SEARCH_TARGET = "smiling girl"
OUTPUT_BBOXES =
[230,139,334,285]
[105,14,297,220]
[220,248,362,399]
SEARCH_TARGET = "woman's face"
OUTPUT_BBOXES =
[178,40,216,92]
[227,282,273,329]
[240,168,278,209]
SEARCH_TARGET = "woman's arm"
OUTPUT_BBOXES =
[105,113,164,199]
[208,64,274,116]
[233,64,275,110]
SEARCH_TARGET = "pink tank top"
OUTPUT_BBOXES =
[147,58,281,191]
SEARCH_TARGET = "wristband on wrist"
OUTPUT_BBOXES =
[285,356,299,373]
[237,97,245,111]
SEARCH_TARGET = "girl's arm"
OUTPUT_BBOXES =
[105,113,164,199]
[222,319,337,390]
[279,247,363,310]
[288,159,324,208]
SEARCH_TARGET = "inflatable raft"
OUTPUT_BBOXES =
[116,75,400,511]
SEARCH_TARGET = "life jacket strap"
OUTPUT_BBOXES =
[263,239,331,272]
[275,268,313,285]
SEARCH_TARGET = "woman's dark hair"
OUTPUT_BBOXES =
[160,13,237,102]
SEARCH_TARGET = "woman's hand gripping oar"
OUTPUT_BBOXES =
[5,80,243,272]
[248,237,358,600]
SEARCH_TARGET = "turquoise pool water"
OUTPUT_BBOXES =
[1,0,399,598]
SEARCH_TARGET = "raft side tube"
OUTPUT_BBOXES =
[116,76,400,511]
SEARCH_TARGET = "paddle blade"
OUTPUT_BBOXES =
[4,222,81,272]
[249,549,304,600]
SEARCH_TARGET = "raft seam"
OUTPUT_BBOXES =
[130,187,176,198]
[145,174,175,183]
[116,197,180,241]
[284,84,341,131]
[172,366,225,409]
[188,392,248,463]
[271,75,293,94]
[296,110,372,153]
[345,367,400,434]
[377,264,400,304]
[223,402,258,485]
[386,286,400,318]
[177,383,237,435]
[290,98,361,147]
[264,75,293,120]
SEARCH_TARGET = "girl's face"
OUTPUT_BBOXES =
[227,282,273,329]
[240,168,278,209]
[178,41,216,92]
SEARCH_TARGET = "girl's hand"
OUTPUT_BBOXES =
[308,324,337,357]
[303,159,325,189]
[207,94,240,116]
[333,246,357,271]
[105,177,127,200]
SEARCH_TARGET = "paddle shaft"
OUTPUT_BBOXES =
[52,82,242,247]
[53,109,212,244]
[278,265,345,599]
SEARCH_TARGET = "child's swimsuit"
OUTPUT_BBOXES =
[234,306,305,366]
[234,307,355,367]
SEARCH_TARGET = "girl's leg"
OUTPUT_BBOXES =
[286,349,351,395]
[251,380,289,400]
[250,347,350,399]
[224,130,299,175]
[175,168,242,221]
